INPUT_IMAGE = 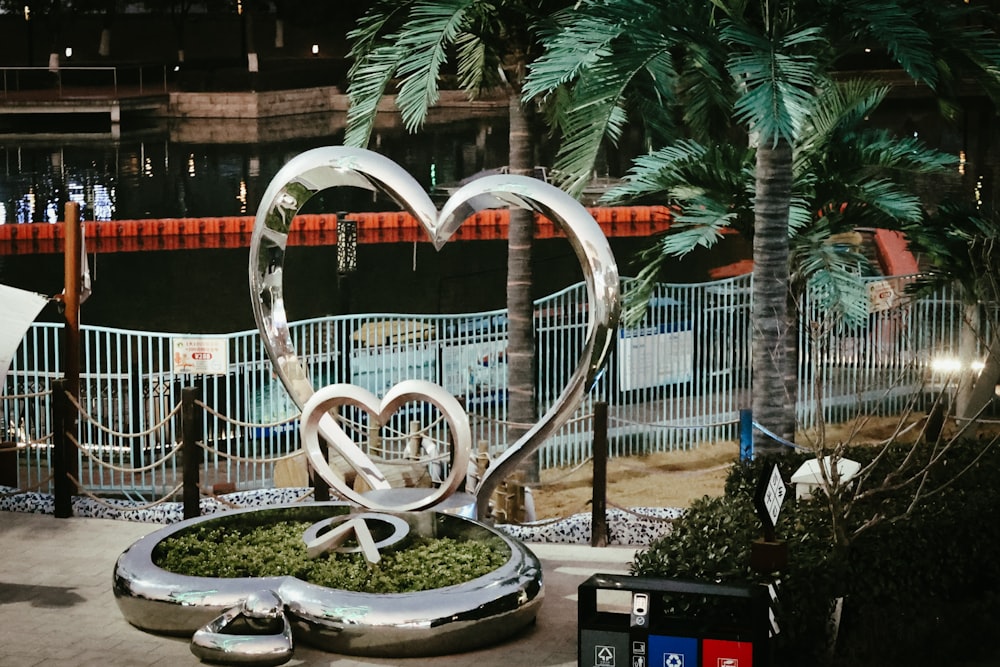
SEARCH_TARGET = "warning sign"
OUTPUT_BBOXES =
[172,337,229,375]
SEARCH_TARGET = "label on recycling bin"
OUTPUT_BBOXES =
[701,638,752,666]
[581,629,629,667]
[648,634,697,667]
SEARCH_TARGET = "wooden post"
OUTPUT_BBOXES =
[52,378,72,518]
[591,401,608,547]
[181,386,200,519]
[62,202,81,487]
[311,428,330,502]
[407,421,421,459]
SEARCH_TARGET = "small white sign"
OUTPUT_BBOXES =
[172,337,229,375]
[868,279,897,312]
[763,464,786,527]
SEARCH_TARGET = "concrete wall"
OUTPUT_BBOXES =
[168,86,343,119]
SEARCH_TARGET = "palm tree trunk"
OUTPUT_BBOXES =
[752,137,795,454]
[506,94,539,482]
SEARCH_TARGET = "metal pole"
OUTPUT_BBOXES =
[182,386,200,519]
[740,408,753,462]
[591,401,608,548]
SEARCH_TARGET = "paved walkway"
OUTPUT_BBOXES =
[0,511,636,667]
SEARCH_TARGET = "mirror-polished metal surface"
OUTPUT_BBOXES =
[248,146,621,518]
[298,380,472,512]
[189,589,294,666]
[113,502,543,657]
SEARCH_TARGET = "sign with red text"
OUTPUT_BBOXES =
[172,337,229,375]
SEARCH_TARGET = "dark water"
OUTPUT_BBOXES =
[0,110,741,332]
[1,93,982,333]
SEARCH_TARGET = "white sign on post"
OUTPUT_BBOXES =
[763,464,786,528]
[172,337,229,375]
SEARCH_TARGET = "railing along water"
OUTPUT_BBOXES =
[1,274,972,502]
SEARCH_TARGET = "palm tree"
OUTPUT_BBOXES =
[613,80,957,323]
[343,1,573,486]
[525,0,1000,453]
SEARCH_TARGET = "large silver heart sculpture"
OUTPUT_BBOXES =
[249,146,620,518]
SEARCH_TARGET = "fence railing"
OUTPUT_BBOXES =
[0,274,971,504]
[0,65,170,99]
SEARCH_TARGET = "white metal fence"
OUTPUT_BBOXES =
[0,274,972,501]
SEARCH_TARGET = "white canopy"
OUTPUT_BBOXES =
[0,284,49,389]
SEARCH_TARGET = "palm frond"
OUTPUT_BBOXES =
[854,179,923,225]
[523,1,638,97]
[551,41,673,194]
[455,31,489,93]
[345,2,417,148]
[345,43,408,148]
[839,0,936,86]
[795,228,872,325]
[621,261,666,327]
[676,40,737,142]
[795,79,888,159]
[600,140,711,203]
[346,1,412,79]
[786,196,814,235]
[530,0,710,195]
[393,0,480,133]
[724,22,826,145]
[851,131,957,175]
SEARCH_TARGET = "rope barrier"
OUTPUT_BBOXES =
[0,388,51,400]
[196,440,304,465]
[467,412,551,429]
[0,432,54,448]
[64,389,182,438]
[752,421,810,451]
[68,473,183,511]
[523,456,594,488]
[66,433,182,473]
[610,415,739,430]
[0,474,54,497]
[195,400,300,429]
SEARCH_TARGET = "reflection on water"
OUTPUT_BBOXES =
[0,111,685,333]
[0,110,512,223]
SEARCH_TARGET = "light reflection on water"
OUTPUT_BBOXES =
[0,111,512,224]
[0,112,670,333]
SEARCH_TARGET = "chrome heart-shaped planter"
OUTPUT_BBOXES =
[113,503,543,658]
[249,146,620,515]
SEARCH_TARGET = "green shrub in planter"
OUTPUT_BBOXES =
[632,439,1000,666]
[154,519,510,593]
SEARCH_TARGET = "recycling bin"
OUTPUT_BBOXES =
[578,573,769,667]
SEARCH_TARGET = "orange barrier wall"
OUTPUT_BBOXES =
[0,206,675,255]
[872,228,919,276]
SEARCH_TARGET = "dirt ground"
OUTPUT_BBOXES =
[529,414,954,519]
[531,438,738,519]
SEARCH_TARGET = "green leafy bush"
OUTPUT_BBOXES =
[154,519,510,593]
[632,438,1000,666]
